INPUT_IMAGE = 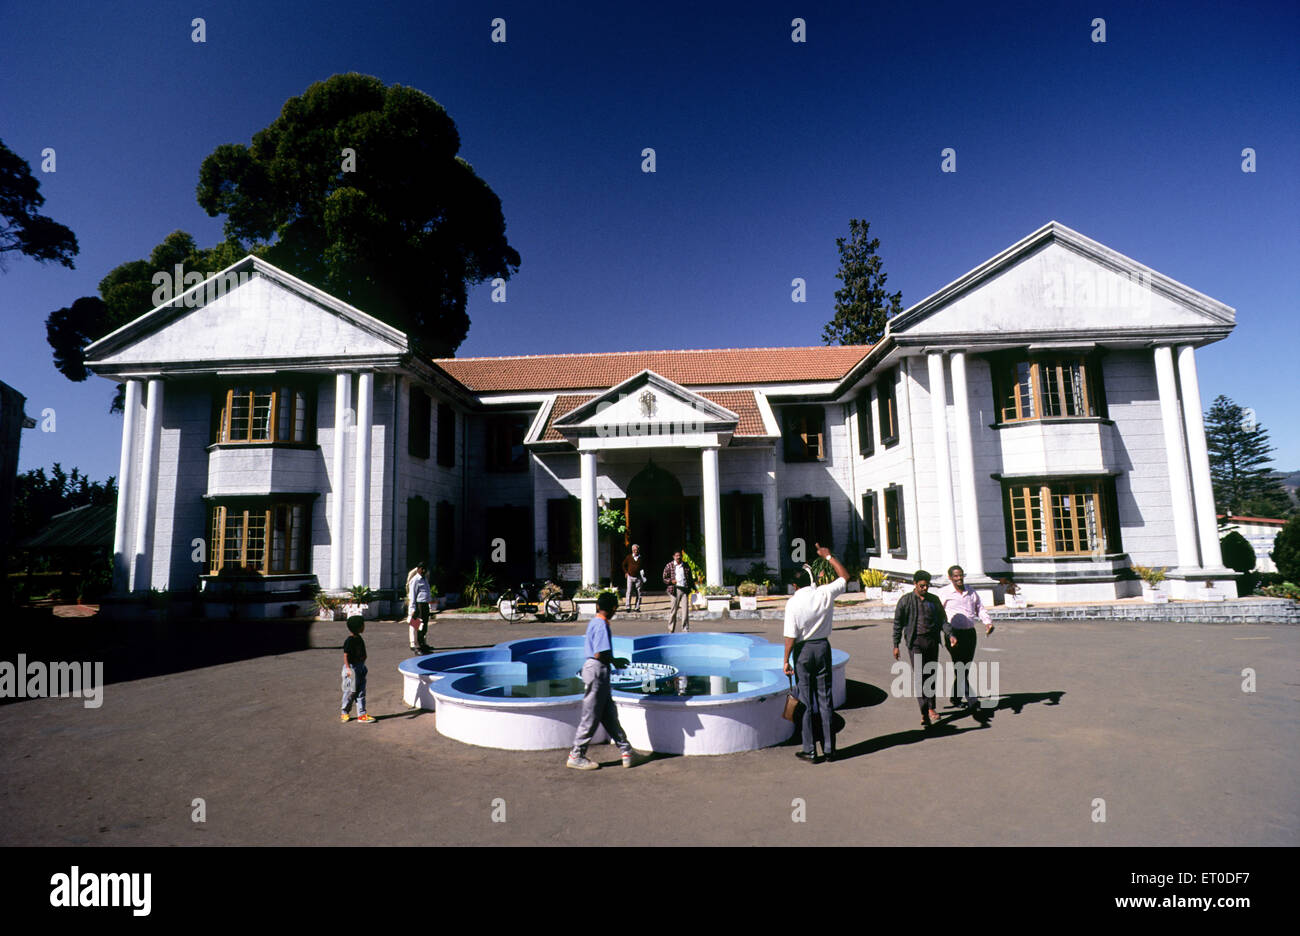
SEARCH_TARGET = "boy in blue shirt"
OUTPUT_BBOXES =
[566,592,641,770]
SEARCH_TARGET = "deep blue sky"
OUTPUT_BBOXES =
[2,0,1297,484]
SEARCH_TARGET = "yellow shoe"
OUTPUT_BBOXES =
[357,714,377,723]
[340,712,351,723]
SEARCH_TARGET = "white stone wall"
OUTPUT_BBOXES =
[149,382,211,591]
[1103,350,1180,569]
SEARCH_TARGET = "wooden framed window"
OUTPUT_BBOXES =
[883,484,906,557]
[995,357,1103,423]
[547,497,581,563]
[856,390,874,457]
[782,406,825,462]
[436,500,455,568]
[1002,478,1119,557]
[786,497,831,555]
[409,386,431,459]
[215,386,313,444]
[861,491,880,557]
[721,493,764,557]
[436,403,456,467]
[485,415,528,472]
[406,496,429,570]
[209,500,310,574]
[877,369,899,447]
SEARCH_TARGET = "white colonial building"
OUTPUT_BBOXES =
[83,221,1239,614]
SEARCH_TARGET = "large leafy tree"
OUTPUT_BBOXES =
[46,233,252,405]
[46,73,520,405]
[822,219,903,346]
[0,139,78,270]
[1205,395,1291,518]
[196,72,520,356]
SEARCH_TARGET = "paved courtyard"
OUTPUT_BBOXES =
[1,610,1296,846]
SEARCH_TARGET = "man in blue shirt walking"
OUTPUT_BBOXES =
[567,592,642,770]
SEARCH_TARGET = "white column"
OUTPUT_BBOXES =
[701,446,722,587]
[579,451,598,586]
[352,372,373,588]
[949,352,983,578]
[1177,345,1222,569]
[132,379,164,592]
[331,373,351,589]
[112,379,142,592]
[1153,346,1199,569]
[927,353,958,572]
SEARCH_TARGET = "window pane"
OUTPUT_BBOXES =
[250,389,272,440]
[271,505,289,572]
[277,387,290,441]
[290,505,305,570]
[225,511,245,566]
[245,510,267,569]
[229,393,250,441]
[210,507,224,572]
[885,489,900,550]
[295,391,307,441]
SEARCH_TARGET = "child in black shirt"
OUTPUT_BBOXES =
[340,616,375,723]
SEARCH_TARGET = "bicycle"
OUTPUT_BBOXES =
[497,580,576,623]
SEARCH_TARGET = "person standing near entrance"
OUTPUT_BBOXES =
[937,564,993,711]
[663,549,694,633]
[408,562,433,654]
[623,544,645,612]
[782,544,848,764]
[892,570,951,728]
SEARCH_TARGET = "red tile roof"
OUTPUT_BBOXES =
[433,346,873,393]
[539,391,770,442]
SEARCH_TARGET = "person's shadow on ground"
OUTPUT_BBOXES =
[828,688,1066,761]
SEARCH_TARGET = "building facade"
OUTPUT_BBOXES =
[83,222,1239,614]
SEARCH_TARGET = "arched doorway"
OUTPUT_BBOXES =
[625,461,685,591]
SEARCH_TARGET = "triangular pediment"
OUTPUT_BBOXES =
[890,222,1235,342]
[551,371,738,441]
[84,256,408,375]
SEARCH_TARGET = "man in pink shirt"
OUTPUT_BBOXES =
[937,564,994,711]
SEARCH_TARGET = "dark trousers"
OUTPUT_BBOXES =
[947,628,977,702]
[910,635,939,715]
[795,639,834,755]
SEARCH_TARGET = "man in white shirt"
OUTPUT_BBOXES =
[662,550,693,633]
[408,562,434,654]
[782,544,849,763]
[936,564,993,711]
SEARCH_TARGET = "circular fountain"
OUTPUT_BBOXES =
[398,633,849,756]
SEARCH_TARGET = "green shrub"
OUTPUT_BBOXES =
[1220,531,1256,573]
[737,581,758,597]
[1271,516,1300,585]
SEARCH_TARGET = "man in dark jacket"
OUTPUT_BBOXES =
[892,569,951,728]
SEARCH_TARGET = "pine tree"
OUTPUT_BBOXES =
[822,219,903,346]
[1204,395,1291,518]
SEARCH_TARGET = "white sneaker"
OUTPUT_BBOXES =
[566,755,599,771]
[621,751,640,768]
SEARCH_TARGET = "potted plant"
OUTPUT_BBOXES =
[342,584,376,618]
[746,562,775,597]
[860,568,886,600]
[461,560,496,610]
[574,586,602,616]
[880,578,904,606]
[1133,565,1169,603]
[704,585,731,613]
[313,586,342,621]
[737,580,759,611]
